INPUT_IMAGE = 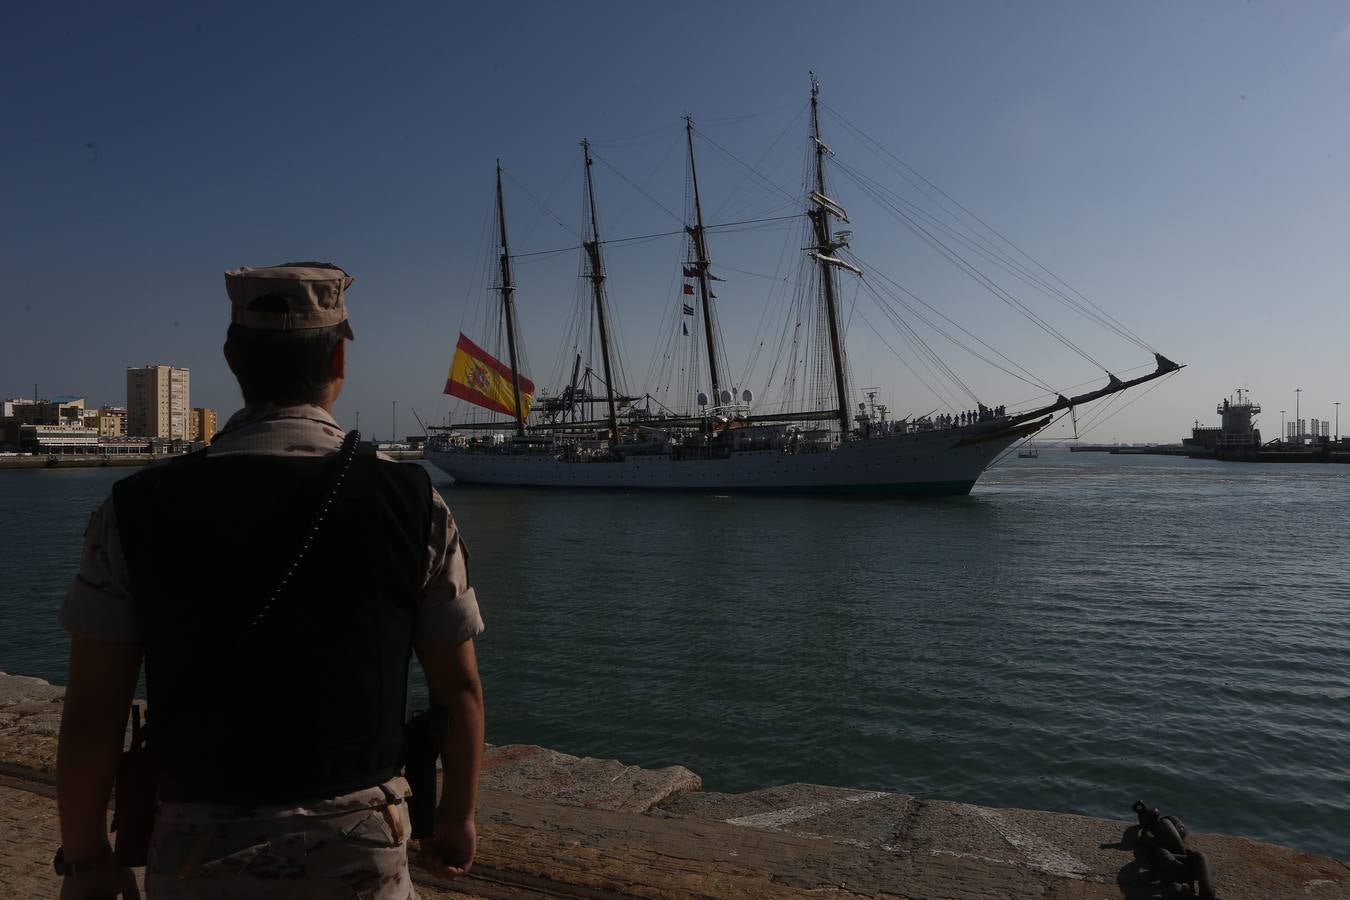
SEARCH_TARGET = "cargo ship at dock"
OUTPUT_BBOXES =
[1181,390,1350,463]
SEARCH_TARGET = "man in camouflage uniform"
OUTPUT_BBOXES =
[56,263,485,899]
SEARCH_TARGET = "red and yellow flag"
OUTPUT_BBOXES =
[444,333,536,418]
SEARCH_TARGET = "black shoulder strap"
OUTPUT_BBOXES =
[248,430,362,630]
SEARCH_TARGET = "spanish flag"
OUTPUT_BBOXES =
[444,333,535,418]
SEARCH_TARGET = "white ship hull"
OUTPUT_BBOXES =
[428,424,1034,495]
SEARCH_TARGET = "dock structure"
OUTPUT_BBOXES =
[2,673,1345,898]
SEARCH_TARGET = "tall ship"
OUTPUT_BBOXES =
[427,76,1182,494]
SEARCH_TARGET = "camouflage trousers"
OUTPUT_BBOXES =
[145,776,417,899]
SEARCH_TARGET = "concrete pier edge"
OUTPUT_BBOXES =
[3,672,1346,898]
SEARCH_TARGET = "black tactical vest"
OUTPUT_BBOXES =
[112,447,432,803]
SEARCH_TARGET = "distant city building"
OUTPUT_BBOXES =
[97,406,128,438]
[190,407,218,443]
[2,397,86,426]
[2,397,89,450]
[147,436,195,455]
[126,365,190,439]
[0,401,21,450]
[52,397,87,424]
[18,424,99,454]
[97,437,153,456]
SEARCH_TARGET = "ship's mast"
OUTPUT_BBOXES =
[684,115,723,412]
[808,74,853,435]
[581,140,621,442]
[496,161,527,437]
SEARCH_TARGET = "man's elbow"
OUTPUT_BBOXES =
[450,670,483,704]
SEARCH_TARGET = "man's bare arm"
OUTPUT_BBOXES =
[56,636,143,859]
[415,637,484,877]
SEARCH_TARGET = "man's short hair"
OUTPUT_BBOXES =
[226,322,345,407]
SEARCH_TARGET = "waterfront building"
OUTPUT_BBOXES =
[148,436,195,455]
[97,407,127,438]
[98,437,152,456]
[18,424,99,454]
[189,407,218,442]
[52,397,86,423]
[2,397,88,450]
[126,365,190,439]
[2,397,86,426]
[0,403,17,450]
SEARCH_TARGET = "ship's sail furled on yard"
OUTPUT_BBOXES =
[445,333,535,418]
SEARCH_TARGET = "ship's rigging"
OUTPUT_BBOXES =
[438,75,1181,455]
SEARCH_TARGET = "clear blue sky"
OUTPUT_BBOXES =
[4,2,1350,441]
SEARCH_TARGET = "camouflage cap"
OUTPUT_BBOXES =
[224,262,356,339]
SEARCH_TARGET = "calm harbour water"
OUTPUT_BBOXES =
[2,450,1347,858]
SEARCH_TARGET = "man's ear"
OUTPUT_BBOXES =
[331,338,347,381]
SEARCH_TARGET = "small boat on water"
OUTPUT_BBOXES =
[1018,442,1039,459]
[428,75,1182,494]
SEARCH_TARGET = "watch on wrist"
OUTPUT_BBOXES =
[52,845,113,877]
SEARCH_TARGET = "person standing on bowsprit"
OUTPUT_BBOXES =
[55,262,485,899]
